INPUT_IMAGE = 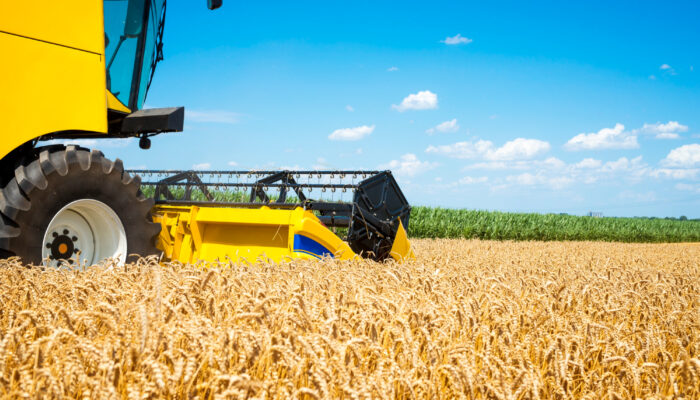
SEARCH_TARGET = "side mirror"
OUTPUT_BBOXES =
[124,0,145,37]
[207,0,222,10]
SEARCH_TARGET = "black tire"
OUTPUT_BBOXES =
[0,146,160,265]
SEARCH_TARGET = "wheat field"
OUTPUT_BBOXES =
[0,239,698,399]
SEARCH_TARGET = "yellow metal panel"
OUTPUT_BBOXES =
[193,206,292,263]
[197,224,290,263]
[389,220,415,262]
[151,205,365,265]
[0,1,105,55]
[0,32,107,161]
[180,234,194,263]
[188,206,203,254]
[195,206,293,225]
[107,91,131,114]
[294,213,356,260]
[153,214,172,258]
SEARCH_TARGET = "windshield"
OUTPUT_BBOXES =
[104,0,163,111]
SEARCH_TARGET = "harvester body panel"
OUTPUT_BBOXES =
[153,205,358,264]
[0,0,178,164]
[0,2,109,161]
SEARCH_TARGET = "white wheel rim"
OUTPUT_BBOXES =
[42,199,127,267]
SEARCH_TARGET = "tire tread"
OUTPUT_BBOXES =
[0,147,159,264]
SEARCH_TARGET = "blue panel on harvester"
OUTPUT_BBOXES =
[293,234,334,259]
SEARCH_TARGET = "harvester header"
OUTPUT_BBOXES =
[129,169,415,264]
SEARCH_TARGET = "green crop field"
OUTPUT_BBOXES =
[139,186,699,243]
[408,206,700,243]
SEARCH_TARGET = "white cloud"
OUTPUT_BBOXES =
[565,123,638,150]
[464,157,572,172]
[508,173,536,186]
[548,176,576,188]
[593,156,650,183]
[659,64,677,75]
[458,176,488,184]
[533,156,648,188]
[345,105,354,112]
[649,75,657,80]
[601,156,645,172]
[380,153,437,177]
[279,165,302,171]
[618,191,656,202]
[227,161,238,167]
[655,133,680,139]
[465,158,554,171]
[640,121,688,139]
[426,119,459,134]
[486,138,550,160]
[541,157,567,169]
[328,125,375,141]
[644,121,687,133]
[650,168,699,180]
[462,161,512,170]
[463,161,531,171]
[661,144,700,167]
[312,157,330,170]
[562,121,687,148]
[441,34,472,45]
[676,183,700,193]
[506,173,573,189]
[187,110,240,124]
[426,138,550,161]
[472,154,659,192]
[387,66,399,72]
[426,140,494,159]
[193,162,211,170]
[575,158,602,169]
[392,90,438,112]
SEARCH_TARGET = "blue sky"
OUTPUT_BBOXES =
[93,0,700,217]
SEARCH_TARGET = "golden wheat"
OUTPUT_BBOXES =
[0,239,698,399]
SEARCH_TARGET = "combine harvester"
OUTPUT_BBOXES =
[0,1,413,266]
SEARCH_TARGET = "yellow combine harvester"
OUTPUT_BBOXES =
[0,1,413,266]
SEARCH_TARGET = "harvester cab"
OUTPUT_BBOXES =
[0,1,414,266]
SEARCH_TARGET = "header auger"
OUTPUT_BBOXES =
[0,1,413,267]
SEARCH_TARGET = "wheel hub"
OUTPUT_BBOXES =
[46,229,79,263]
[41,199,127,267]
